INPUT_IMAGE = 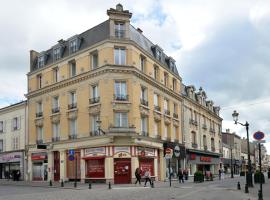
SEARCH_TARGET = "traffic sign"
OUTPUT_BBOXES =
[253,140,266,144]
[253,131,265,141]
[174,145,180,157]
[68,149,75,155]
[68,154,75,161]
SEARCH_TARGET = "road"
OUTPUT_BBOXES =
[0,176,268,200]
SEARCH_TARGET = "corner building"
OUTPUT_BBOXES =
[26,4,185,183]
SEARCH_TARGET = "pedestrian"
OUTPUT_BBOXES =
[16,170,21,181]
[144,168,152,187]
[183,169,188,180]
[135,167,141,185]
[178,168,184,183]
[218,169,222,180]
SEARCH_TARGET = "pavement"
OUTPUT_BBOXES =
[0,175,269,200]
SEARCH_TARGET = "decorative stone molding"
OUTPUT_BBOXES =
[35,118,44,127]
[89,104,101,115]
[164,115,171,124]
[112,102,131,111]
[153,111,162,121]
[140,105,149,116]
[173,119,179,126]
[50,113,60,123]
[67,109,78,119]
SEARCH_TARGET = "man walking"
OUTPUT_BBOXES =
[218,169,222,180]
[178,168,184,183]
[135,167,141,185]
[144,168,152,187]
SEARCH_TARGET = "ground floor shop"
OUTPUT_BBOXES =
[221,158,242,174]
[0,151,24,180]
[187,149,221,175]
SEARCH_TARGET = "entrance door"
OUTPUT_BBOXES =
[114,158,131,184]
[54,151,60,181]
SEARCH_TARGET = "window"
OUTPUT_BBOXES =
[194,111,198,122]
[211,138,215,151]
[92,85,98,98]
[0,121,3,133]
[69,119,77,136]
[172,78,176,91]
[140,56,146,72]
[69,39,78,54]
[114,81,127,100]
[191,131,196,144]
[164,124,168,139]
[13,117,20,130]
[36,101,43,117]
[52,96,59,112]
[37,74,42,89]
[164,99,169,115]
[164,72,168,87]
[52,122,60,139]
[53,67,59,83]
[154,93,159,106]
[69,91,77,109]
[156,50,161,61]
[115,112,128,127]
[154,121,159,137]
[140,87,148,106]
[13,137,19,150]
[37,126,43,141]
[37,56,44,68]
[0,140,3,152]
[173,103,177,114]
[91,52,98,69]
[91,115,99,135]
[154,66,159,80]
[141,117,148,136]
[114,48,126,65]
[172,126,177,140]
[203,135,207,149]
[115,22,125,38]
[53,47,61,61]
[69,62,76,77]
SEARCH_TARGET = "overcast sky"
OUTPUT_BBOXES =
[0,0,269,152]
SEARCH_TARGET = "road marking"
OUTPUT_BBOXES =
[112,186,150,190]
[180,186,193,189]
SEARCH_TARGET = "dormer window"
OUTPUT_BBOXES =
[115,22,125,38]
[69,38,78,54]
[37,56,44,68]
[156,50,161,62]
[53,47,61,61]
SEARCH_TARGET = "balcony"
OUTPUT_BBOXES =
[114,94,129,101]
[209,128,215,133]
[108,126,136,135]
[189,119,198,126]
[115,29,125,38]
[36,139,43,144]
[154,105,161,112]
[36,112,43,118]
[52,107,60,114]
[173,113,178,119]
[164,109,170,116]
[69,134,77,140]
[202,124,207,130]
[141,131,148,137]
[140,99,148,106]
[90,130,103,136]
[52,137,60,142]
[68,103,77,110]
[192,143,198,148]
[89,97,100,104]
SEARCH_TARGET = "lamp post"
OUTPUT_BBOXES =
[230,145,234,178]
[96,118,106,135]
[232,110,253,187]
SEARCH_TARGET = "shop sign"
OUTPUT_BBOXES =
[114,152,130,158]
[114,146,130,154]
[85,147,106,157]
[200,156,212,162]
[190,154,196,160]
[0,152,22,163]
[31,152,47,161]
[137,147,155,157]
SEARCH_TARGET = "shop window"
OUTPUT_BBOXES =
[86,159,105,178]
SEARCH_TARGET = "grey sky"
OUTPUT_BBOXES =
[0,0,269,150]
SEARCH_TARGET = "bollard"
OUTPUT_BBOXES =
[74,181,77,188]
[61,179,64,187]
[237,182,241,190]
[258,190,263,200]
[49,180,53,187]
[245,184,249,193]
[151,181,154,188]
[89,183,92,189]
[108,182,112,189]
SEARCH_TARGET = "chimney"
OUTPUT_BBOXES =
[30,50,39,71]
[137,28,143,34]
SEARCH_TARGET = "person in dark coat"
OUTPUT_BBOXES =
[218,169,222,180]
[178,168,184,183]
[135,167,141,185]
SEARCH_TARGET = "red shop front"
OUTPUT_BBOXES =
[137,147,155,177]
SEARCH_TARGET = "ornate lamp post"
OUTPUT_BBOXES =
[232,110,253,187]
[96,118,106,135]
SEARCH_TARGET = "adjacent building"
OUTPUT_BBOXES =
[0,101,27,180]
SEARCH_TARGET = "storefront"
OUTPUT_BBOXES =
[0,151,24,180]
[66,150,80,181]
[187,149,221,175]
[222,158,242,174]
[31,152,48,181]
[163,142,186,179]
[83,147,106,183]
[137,147,155,178]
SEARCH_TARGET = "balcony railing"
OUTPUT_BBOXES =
[52,136,60,142]
[202,124,207,130]
[36,139,43,144]
[192,143,198,148]
[36,112,43,118]
[140,99,148,106]
[173,113,178,118]
[52,107,60,114]
[141,131,148,137]
[189,119,198,126]
[69,134,77,139]
[115,29,125,38]
[114,94,129,101]
[164,109,170,115]
[89,97,100,104]
[154,105,161,112]
[68,103,77,110]
[90,130,102,136]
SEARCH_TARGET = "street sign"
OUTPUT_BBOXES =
[174,145,180,157]
[253,140,266,144]
[68,149,75,155]
[253,131,265,141]
[68,154,75,161]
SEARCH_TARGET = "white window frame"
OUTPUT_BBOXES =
[53,47,61,61]
[92,85,99,98]
[69,119,77,136]
[141,87,147,101]
[53,96,59,109]
[140,56,145,72]
[114,112,128,127]
[91,52,98,69]
[69,38,78,54]
[37,126,43,141]
[69,62,76,77]
[154,93,159,107]
[37,56,44,68]
[53,122,60,138]
[53,67,59,83]
[70,91,76,104]
[140,117,148,134]
[114,81,127,97]
[114,48,126,65]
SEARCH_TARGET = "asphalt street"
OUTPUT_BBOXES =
[0,176,269,200]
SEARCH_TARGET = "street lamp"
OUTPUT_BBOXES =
[96,118,106,135]
[232,110,253,187]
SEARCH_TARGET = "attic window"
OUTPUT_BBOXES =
[156,50,161,62]
[53,47,61,61]
[37,56,44,68]
[69,38,78,54]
